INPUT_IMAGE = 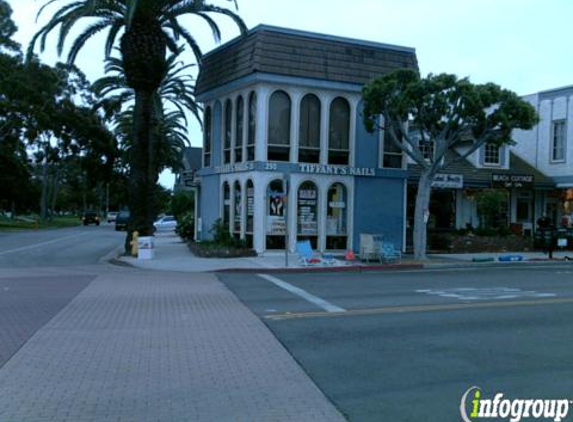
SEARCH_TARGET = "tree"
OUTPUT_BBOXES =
[363,70,538,260]
[31,0,247,237]
[0,0,19,52]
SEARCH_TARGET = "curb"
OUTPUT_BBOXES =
[214,264,424,274]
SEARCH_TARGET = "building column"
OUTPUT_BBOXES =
[240,179,247,240]
[253,175,266,254]
[318,179,327,253]
[320,94,331,165]
[348,98,359,167]
[255,87,269,162]
[290,91,302,163]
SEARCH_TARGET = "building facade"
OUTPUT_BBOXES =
[512,85,573,226]
[194,25,418,253]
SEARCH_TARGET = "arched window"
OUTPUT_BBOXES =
[223,99,232,164]
[297,181,318,249]
[328,97,350,165]
[245,179,254,248]
[267,90,291,162]
[223,182,231,230]
[247,91,256,161]
[326,183,348,250]
[203,106,212,167]
[235,96,244,163]
[266,179,286,249]
[299,94,321,163]
[233,181,242,236]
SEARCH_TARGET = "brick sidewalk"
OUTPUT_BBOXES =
[0,271,345,422]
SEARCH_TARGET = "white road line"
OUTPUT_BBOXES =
[0,232,91,256]
[257,274,346,313]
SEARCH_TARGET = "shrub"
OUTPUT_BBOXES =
[176,212,195,240]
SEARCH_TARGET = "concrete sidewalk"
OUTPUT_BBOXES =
[0,269,346,422]
[119,232,573,273]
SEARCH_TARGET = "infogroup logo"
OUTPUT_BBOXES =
[460,387,571,422]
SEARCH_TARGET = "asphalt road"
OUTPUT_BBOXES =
[218,265,573,422]
[0,224,125,268]
[0,224,124,368]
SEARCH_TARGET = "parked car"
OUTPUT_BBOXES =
[107,211,118,223]
[115,211,130,231]
[153,215,177,231]
[82,211,100,226]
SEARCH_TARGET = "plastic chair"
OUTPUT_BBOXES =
[379,241,401,264]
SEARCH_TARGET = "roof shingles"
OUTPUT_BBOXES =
[196,25,418,95]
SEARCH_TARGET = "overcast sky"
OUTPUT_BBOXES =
[8,0,573,187]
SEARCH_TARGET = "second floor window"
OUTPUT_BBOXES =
[552,120,566,162]
[383,130,403,169]
[328,97,350,165]
[268,90,291,162]
[299,94,321,163]
[484,143,500,165]
[203,106,212,167]
[224,99,232,164]
[247,91,256,161]
[235,96,244,163]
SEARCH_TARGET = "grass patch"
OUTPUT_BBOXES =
[0,216,81,230]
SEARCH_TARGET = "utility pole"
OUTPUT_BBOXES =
[283,174,290,267]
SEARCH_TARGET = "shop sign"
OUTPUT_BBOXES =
[492,174,534,189]
[432,174,464,189]
[298,163,375,177]
[214,162,255,174]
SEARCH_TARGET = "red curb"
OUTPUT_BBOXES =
[214,264,424,274]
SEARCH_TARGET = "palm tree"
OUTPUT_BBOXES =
[30,0,247,236]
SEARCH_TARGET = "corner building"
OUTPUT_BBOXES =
[195,25,418,253]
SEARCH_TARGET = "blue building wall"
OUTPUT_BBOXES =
[199,174,221,240]
[353,177,405,251]
[354,101,379,168]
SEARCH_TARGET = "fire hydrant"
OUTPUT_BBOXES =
[130,231,139,257]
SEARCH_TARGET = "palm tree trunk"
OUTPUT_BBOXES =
[129,88,158,237]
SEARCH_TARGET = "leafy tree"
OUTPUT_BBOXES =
[0,0,19,52]
[363,70,538,260]
[171,190,194,220]
[31,0,247,238]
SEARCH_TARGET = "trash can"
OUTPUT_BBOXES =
[138,236,155,260]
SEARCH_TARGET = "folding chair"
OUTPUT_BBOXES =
[296,240,323,266]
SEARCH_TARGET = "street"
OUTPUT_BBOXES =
[218,266,573,421]
[0,225,124,368]
[0,224,124,268]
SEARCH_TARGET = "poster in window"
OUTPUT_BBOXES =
[267,188,285,235]
[298,185,318,235]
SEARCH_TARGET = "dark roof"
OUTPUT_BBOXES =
[181,147,202,171]
[196,25,418,95]
[408,151,555,189]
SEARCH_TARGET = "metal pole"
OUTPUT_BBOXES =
[284,176,289,268]
[106,183,110,218]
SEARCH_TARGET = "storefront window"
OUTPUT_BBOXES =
[223,182,230,230]
[299,94,321,163]
[235,96,244,163]
[266,179,286,249]
[224,99,232,164]
[233,181,241,235]
[268,90,291,162]
[247,91,256,161]
[297,181,318,249]
[328,97,350,165]
[246,180,254,234]
[326,183,347,249]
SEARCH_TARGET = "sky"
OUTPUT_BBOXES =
[7,0,573,187]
